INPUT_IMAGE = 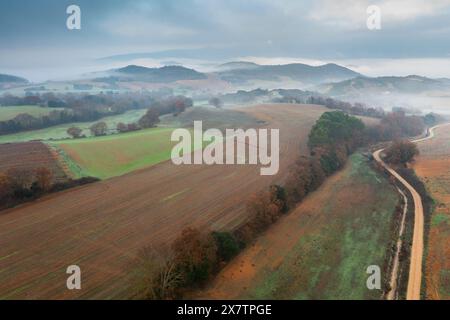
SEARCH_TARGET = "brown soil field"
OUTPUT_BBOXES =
[0,104,329,299]
[413,124,450,300]
[0,141,67,182]
[197,153,398,300]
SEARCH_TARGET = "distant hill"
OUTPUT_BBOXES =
[216,63,361,85]
[0,73,28,83]
[95,65,207,83]
[217,61,260,71]
[219,88,319,104]
[318,75,450,97]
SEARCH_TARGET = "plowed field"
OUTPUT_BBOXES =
[0,141,67,182]
[0,104,328,299]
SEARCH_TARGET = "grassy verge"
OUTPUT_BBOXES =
[244,154,398,299]
[0,106,65,121]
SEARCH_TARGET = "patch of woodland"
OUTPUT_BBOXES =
[0,92,193,135]
[0,168,99,212]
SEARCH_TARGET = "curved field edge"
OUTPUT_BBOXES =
[0,106,66,122]
[47,106,263,180]
[0,109,148,144]
[0,104,326,299]
[413,125,450,299]
[48,127,184,179]
[198,153,399,300]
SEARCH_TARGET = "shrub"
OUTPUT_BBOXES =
[172,227,218,285]
[384,140,419,165]
[212,232,240,262]
[89,121,108,136]
[130,247,183,300]
[209,97,223,108]
[67,126,83,138]
[34,167,53,192]
[139,109,160,128]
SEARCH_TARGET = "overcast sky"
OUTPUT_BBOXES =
[2,0,450,81]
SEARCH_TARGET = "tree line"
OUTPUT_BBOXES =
[0,93,193,136]
[130,108,425,299]
[0,167,99,211]
[65,96,192,139]
[130,110,366,299]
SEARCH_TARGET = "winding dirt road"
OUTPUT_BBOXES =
[373,124,449,300]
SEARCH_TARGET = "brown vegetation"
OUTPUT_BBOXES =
[0,141,66,182]
[89,121,108,136]
[138,109,160,128]
[384,140,420,165]
[67,126,83,139]
[130,247,182,300]
[0,104,325,299]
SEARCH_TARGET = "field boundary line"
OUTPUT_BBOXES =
[373,122,450,300]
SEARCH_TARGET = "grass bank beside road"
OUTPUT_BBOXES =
[199,153,399,299]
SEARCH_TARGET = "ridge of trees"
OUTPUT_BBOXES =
[131,106,426,299]
[0,167,99,211]
[65,95,191,139]
[0,93,192,136]
[384,140,419,165]
[130,110,368,299]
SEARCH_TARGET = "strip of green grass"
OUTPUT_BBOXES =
[244,153,398,300]
[0,105,65,121]
[50,127,181,179]
[0,109,147,143]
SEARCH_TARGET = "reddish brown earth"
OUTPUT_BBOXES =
[0,141,67,182]
[413,124,450,300]
[0,104,329,299]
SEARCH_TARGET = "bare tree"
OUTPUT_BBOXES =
[139,109,160,128]
[89,122,108,136]
[130,247,183,300]
[384,140,419,165]
[34,167,53,191]
[67,126,83,138]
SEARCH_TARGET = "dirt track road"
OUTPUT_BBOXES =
[373,123,449,300]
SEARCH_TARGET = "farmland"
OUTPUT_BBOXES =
[0,141,67,182]
[198,153,399,300]
[0,109,147,144]
[51,127,183,179]
[50,106,262,180]
[0,103,328,299]
[0,106,65,121]
[159,106,263,130]
[413,124,450,300]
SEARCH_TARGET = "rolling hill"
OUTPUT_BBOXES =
[319,75,450,97]
[0,73,28,84]
[94,65,207,83]
[0,73,28,89]
[216,63,361,85]
[216,61,261,71]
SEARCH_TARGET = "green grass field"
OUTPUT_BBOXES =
[0,109,147,143]
[0,106,65,121]
[50,127,177,179]
[49,127,201,179]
